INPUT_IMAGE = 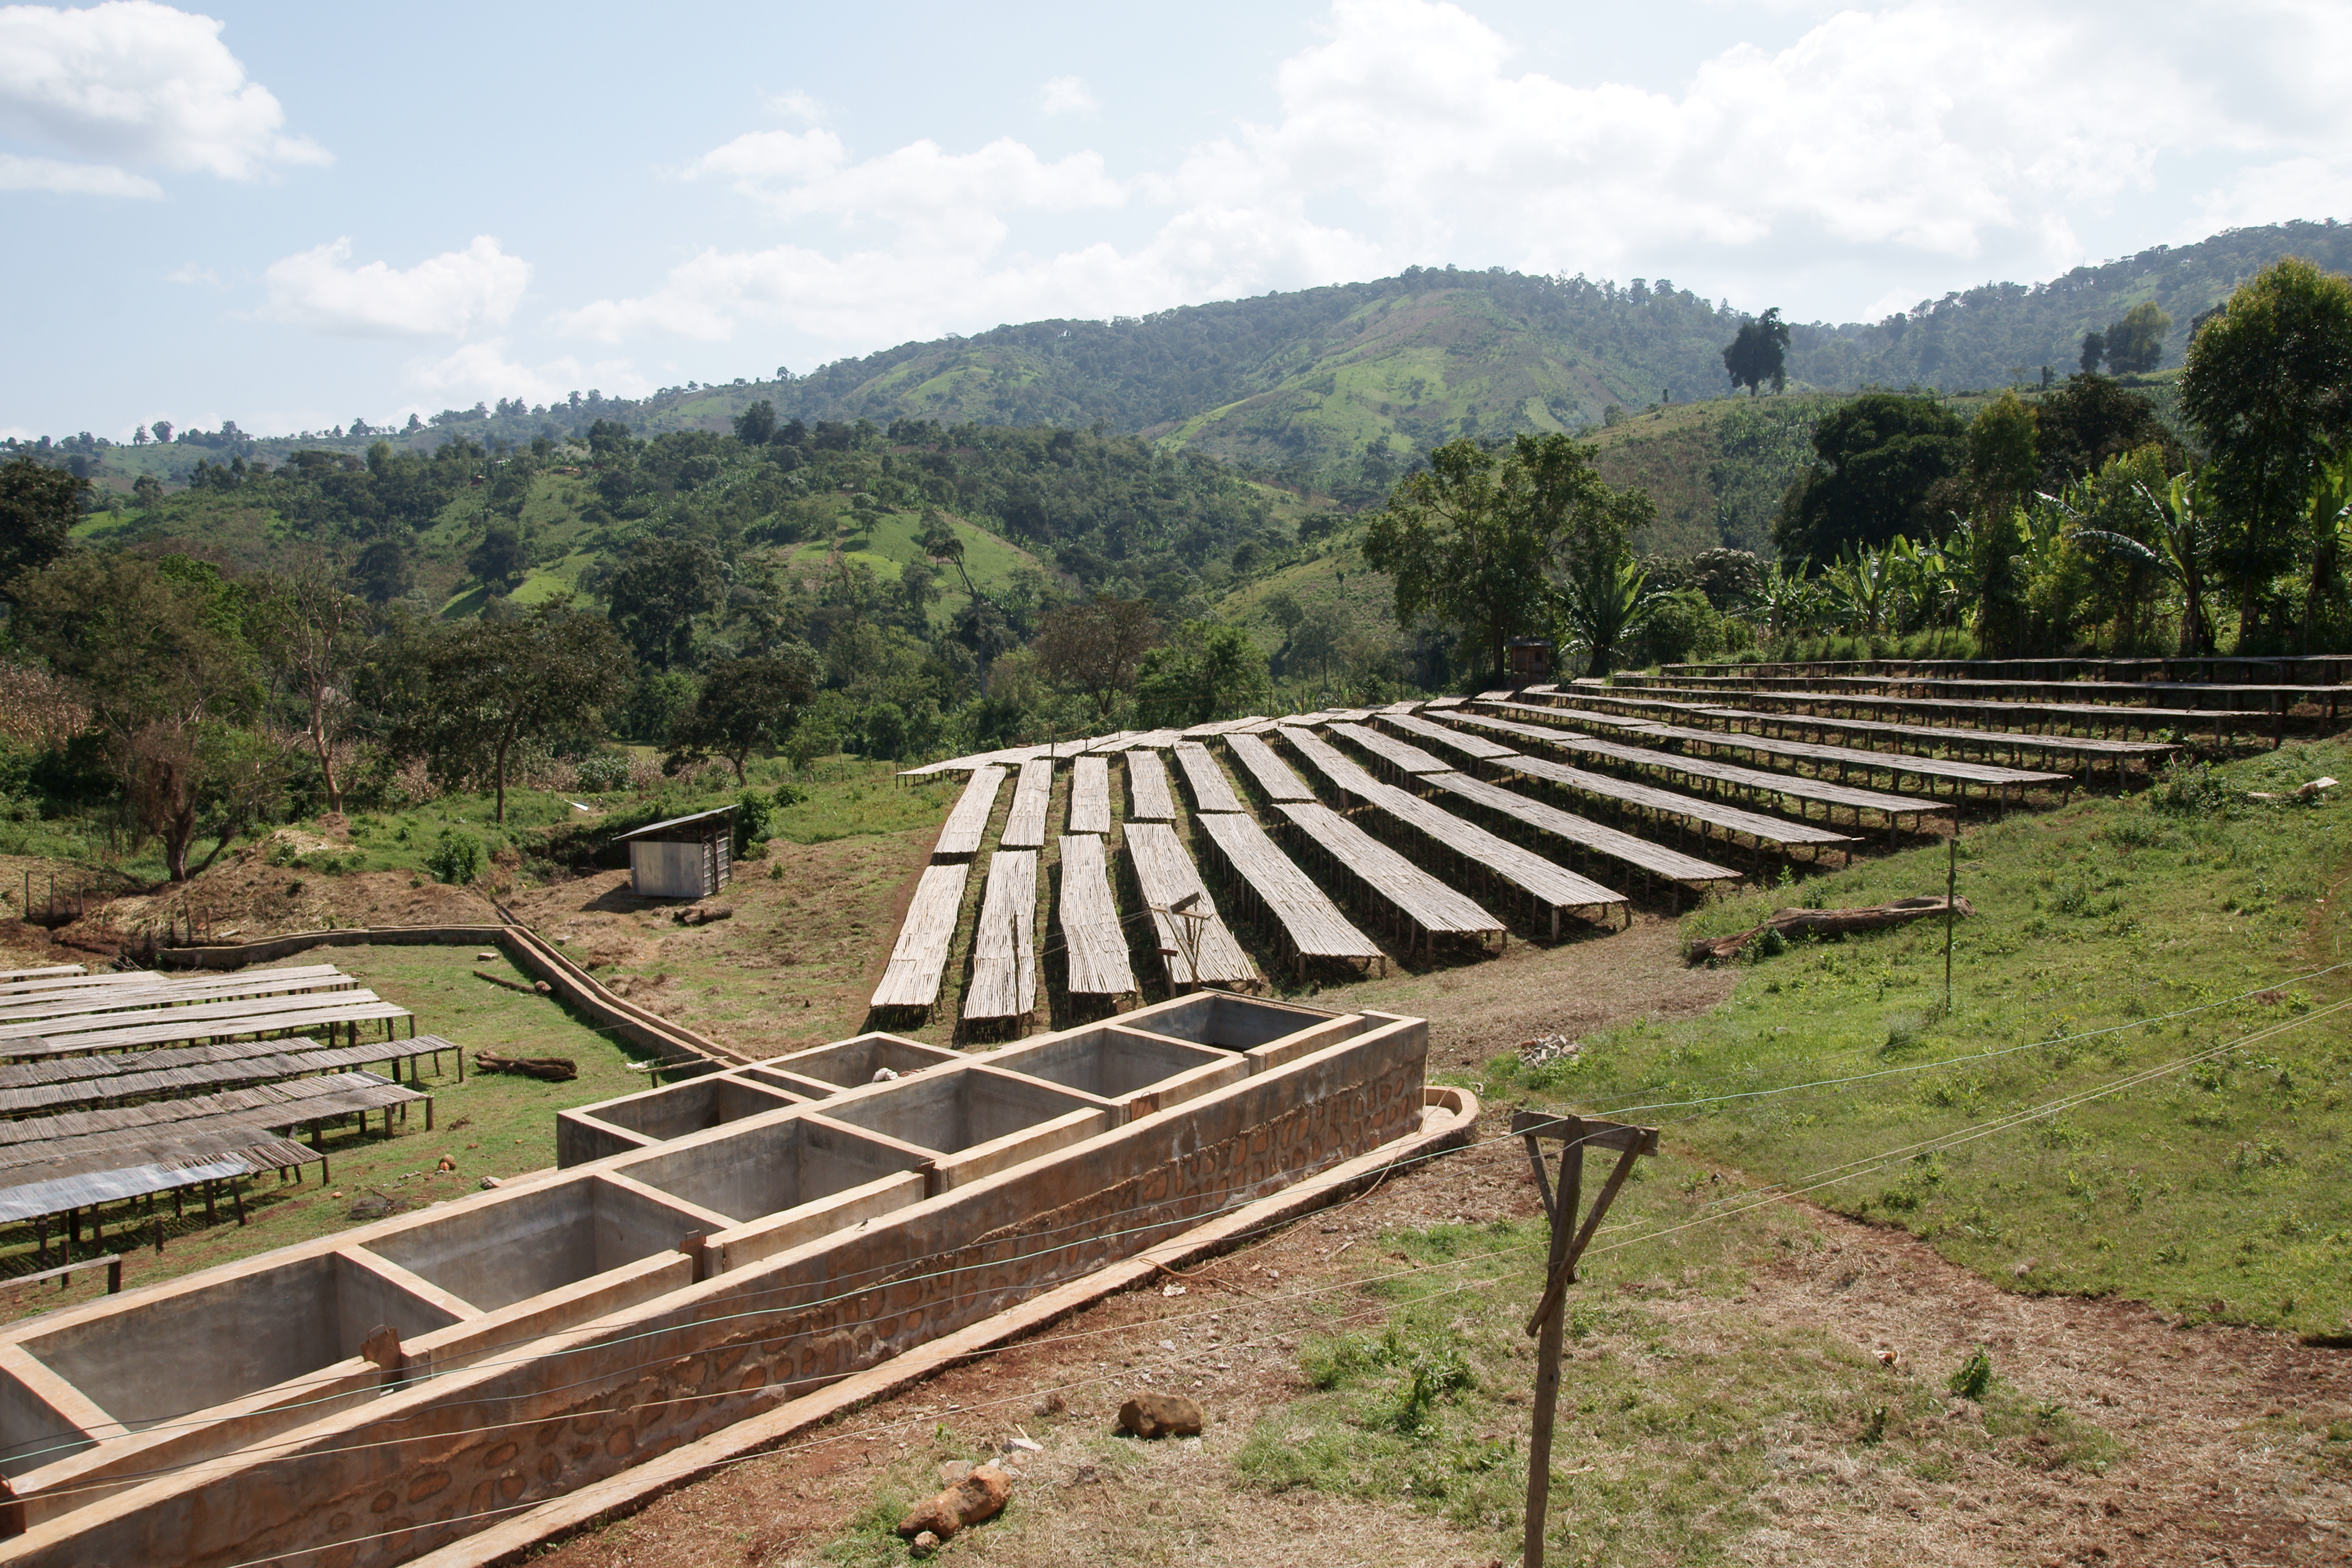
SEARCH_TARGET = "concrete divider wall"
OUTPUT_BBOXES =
[0,1008,1427,1567]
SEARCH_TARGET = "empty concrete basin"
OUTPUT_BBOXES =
[756,1033,961,1091]
[579,1074,800,1144]
[618,1117,927,1224]
[991,1026,1241,1109]
[1126,993,1343,1051]
[20,1251,460,1433]
[366,1176,707,1314]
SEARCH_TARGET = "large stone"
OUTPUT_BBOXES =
[1117,1393,1204,1439]
[897,1463,1012,1540]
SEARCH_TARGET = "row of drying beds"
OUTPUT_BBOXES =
[0,989,1417,1562]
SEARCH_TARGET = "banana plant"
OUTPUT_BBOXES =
[1557,551,1655,676]
[1754,560,1827,640]
[1822,542,1896,634]
[2300,454,2352,650]
[2062,472,2216,655]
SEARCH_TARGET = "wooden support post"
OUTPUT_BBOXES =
[1944,831,1958,1014]
[1513,1110,1659,1568]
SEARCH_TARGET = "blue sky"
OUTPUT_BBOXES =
[4,0,2346,442]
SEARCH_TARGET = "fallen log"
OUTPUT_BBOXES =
[474,1050,579,1082]
[1686,895,1973,965]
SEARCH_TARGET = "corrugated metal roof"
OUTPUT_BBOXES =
[612,805,737,842]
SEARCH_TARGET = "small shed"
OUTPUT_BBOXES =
[615,807,736,899]
[1507,638,1554,682]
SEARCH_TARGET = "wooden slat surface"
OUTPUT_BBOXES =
[1327,721,1451,775]
[1172,742,1247,813]
[1629,682,2256,732]
[1378,710,1520,760]
[963,850,1039,1022]
[0,988,391,1043]
[0,1071,424,1152]
[1449,711,1932,823]
[1123,822,1258,989]
[1626,716,2068,786]
[0,962,346,1005]
[1496,753,1857,850]
[1126,750,1178,820]
[1056,835,1135,997]
[0,967,357,1024]
[933,765,1009,857]
[998,758,1055,850]
[1365,780,1628,913]
[0,1125,315,1184]
[1424,771,1743,884]
[0,1035,459,1117]
[1225,733,1316,802]
[1567,687,2176,758]
[1273,802,1502,937]
[869,861,973,1010]
[1066,755,1112,835]
[1194,812,1381,962]
[0,966,84,986]
[1277,726,1389,800]
[0,999,412,1061]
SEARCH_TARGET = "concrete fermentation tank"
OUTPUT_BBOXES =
[615,805,734,899]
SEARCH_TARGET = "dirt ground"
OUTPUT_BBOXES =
[529,1108,2350,1568]
[524,923,2350,1568]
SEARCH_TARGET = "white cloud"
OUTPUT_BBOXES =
[766,90,825,123]
[560,0,2352,351]
[260,236,530,339]
[2190,156,2352,236]
[0,1,327,195]
[0,150,157,197]
[1039,75,1098,117]
[403,341,652,410]
[164,260,221,287]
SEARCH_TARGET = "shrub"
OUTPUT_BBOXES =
[574,750,633,792]
[1947,1346,1994,1401]
[425,829,483,886]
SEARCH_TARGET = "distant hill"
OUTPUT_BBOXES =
[19,220,2348,501]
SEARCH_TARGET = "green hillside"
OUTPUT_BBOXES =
[26,221,2339,506]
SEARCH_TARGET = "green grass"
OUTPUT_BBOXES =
[1232,1173,2116,1564]
[0,943,654,1322]
[1479,738,2352,1336]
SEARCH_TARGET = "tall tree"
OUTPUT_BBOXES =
[0,455,84,600]
[1771,394,1966,567]
[252,552,369,814]
[2180,257,2352,646]
[733,399,777,447]
[664,645,823,781]
[1132,623,1271,726]
[2078,330,2106,374]
[1966,390,2040,520]
[2033,373,2180,490]
[1034,596,1162,718]
[1721,307,1792,397]
[377,603,632,822]
[1366,434,1648,685]
[2101,302,2173,374]
[605,537,725,669]
[12,554,287,880]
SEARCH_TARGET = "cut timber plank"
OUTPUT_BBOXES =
[1066,755,1112,835]
[1056,835,1135,998]
[1328,721,1450,775]
[1194,813,1381,971]
[999,758,1055,850]
[963,850,1039,1023]
[869,861,973,1011]
[1379,710,1520,761]
[1226,732,1317,802]
[1123,822,1258,990]
[1449,711,1921,827]
[1423,771,1740,888]
[933,765,1008,858]
[1272,803,1502,945]
[1172,741,1246,813]
[1126,750,1178,820]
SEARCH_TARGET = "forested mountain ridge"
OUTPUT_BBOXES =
[18,221,2345,503]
